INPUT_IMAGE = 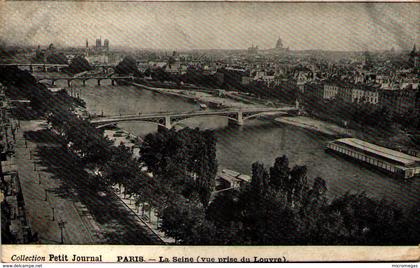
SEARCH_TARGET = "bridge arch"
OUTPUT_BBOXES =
[38,78,52,83]
[171,114,239,128]
[242,111,286,121]
[96,78,115,86]
[95,117,168,129]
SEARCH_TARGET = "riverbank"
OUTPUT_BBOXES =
[276,115,419,158]
[132,83,265,109]
[275,116,355,137]
[111,83,417,157]
[132,83,353,138]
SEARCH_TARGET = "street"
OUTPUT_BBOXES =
[14,120,160,244]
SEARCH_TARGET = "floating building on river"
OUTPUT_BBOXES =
[326,138,420,179]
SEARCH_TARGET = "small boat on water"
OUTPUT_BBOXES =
[199,103,208,110]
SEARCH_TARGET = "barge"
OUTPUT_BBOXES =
[215,169,251,191]
[326,138,420,179]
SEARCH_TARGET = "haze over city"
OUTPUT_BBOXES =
[1,2,418,51]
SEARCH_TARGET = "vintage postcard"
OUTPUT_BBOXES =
[0,1,419,264]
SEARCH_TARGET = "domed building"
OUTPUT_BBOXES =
[273,37,289,54]
[276,38,284,50]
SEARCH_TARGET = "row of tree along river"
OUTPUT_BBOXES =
[55,79,418,210]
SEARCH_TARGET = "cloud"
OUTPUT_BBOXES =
[0,2,418,51]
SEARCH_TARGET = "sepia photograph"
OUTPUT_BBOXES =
[0,0,419,263]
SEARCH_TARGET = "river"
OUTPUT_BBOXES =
[56,79,418,209]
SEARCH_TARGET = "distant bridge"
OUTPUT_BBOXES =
[0,63,69,72]
[91,63,117,68]
[0,62,116,72]
[37,76,134,86]
[91,107,298,129]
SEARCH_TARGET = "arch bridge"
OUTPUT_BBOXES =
[0,63,69,72]
[91,107,297,130]
[38,76,134,86]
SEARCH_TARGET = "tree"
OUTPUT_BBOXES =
[206,190,242,227]
[47,53,68,64]
[140,131,168,175]
[33,46,45,63]
[326,192,406,244]
[115,56,141,76]
[189,129,218,206]
[401,204,420,244]
[295,177,330,244]
[152,67,169,82]
[287,165,308,208]
[269,155,290,191]
[250,162,270,197]
[236,177,298,244]
[140,128,217,207]
[68,55,92,74]
[101,144,135,188]
[0,66,37,88]
[159,197,216,244]
[1,201,14,243]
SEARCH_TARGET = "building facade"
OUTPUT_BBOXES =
[336,83,379,105]
[379,86,418,116]
[323,83,339,100]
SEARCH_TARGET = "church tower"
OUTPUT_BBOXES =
[409,44,418,68]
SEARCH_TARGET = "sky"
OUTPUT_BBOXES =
[0,2,418,51]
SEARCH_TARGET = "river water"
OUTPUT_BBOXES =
[57,79,418,209]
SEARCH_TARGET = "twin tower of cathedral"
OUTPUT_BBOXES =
[85,37,109,51]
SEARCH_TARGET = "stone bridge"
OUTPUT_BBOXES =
[91,107,297,130]
[0,63,69,72]
[1,63,116,73]
[37,76,134,86]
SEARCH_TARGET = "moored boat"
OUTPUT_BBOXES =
[199,103,208,110]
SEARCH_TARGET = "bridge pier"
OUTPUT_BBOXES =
[165,116,172,129]
[97,79,101,86]
[237,112,244,125]
[67,80,72,87]
[157,116,172,132]
[29,65,33,73]
[51,80,55,86]
[228,112,244,126]
[82,80,86,86]
[111,80,115,86]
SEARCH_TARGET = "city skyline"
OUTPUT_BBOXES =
[1,2,418,51]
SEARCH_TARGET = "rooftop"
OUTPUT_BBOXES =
[219,169,251,184]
